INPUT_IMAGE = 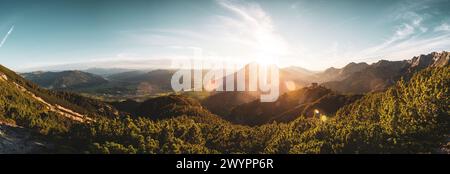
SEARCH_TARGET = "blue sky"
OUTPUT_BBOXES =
[1,0,450,71]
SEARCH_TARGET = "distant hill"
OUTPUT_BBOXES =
[111,94,215,120]
[322,51,450,94]
[106,70,148,81]
[202,92,257,117]
[84,68,136,77]
[108,99,141,115]
[22,70,108,90]
[316,62,369,83]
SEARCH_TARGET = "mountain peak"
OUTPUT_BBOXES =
[410,51,449,69]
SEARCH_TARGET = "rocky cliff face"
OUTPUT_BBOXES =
[409,51,450,70]
[321,51,449,94]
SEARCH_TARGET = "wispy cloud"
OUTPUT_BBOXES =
[363,12,425,54]
[355,7,450,62]
[0,25,14,48]
[434,22,450,32]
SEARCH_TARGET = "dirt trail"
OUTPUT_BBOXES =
[0,73,8,81]
[7,77,93,123]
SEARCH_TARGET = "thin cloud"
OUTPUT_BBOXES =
[0,25,14,48]
[434,22,450,32]
[355,10,450,62]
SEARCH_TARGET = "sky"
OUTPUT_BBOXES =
[0,0,450,71]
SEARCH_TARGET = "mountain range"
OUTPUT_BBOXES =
[21,52,449,98]
[16,52,449,126]
[321,51,449,94]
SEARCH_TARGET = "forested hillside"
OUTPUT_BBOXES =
[0,74,73,136]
